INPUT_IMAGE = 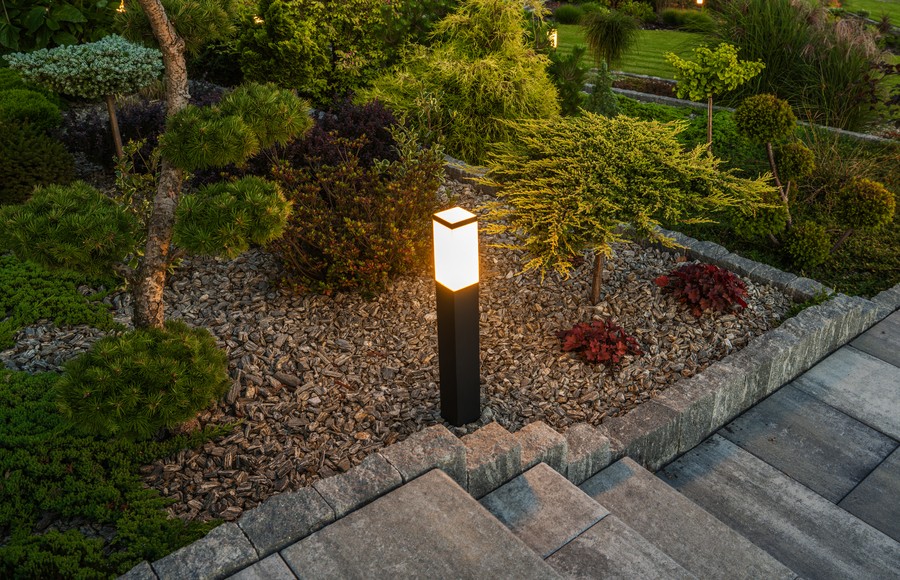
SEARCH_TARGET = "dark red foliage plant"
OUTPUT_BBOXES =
[655,263,748,317]
[557,320,642,366]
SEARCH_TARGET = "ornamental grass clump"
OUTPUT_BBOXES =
[655,263,748,317]
[557,320,642,367]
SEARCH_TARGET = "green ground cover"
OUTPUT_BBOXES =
[840,0,900,22]
[556,24,707,78]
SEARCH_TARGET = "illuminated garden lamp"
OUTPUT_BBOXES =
[433,207,480,426]
[548,28,559,50]
[696,0,704,6]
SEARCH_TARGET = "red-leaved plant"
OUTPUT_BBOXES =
[557,320,642,366]
[655,263,748,317]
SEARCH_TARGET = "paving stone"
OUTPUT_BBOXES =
[227,554,295,580]
[312,453,402,518]
[379,424,467,488]
[462,421,521,498]
[792,346,900,439]
[851,310,900,368]
[601,401,680,471]
[546,515,694,580]
[565,423,612,485]
[515,421,567,475]
[720,384,897,503]
[237,487,334,557]
[785,276,829,301]
[659,435,900,579]
[152,523,258,580]
[280,470,561,579]
[839,447,900,542]
[582,458,793,579]
[120,561,158,579]
[479,463,607,558]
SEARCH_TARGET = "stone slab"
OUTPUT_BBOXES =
[546,515,694,580]
[280,469,561,579]
[871,285,900,311]
[717,253,760,277]
[653,374,717,454]
[785,277,830,301]
[515,421,567,476]
[379,424,467,488]
[851,310,900,368]
[313,453,402,518]
[120,561,158,579]
[152,523,258,580]
[746,262,797,290]
[565,423,611,485]
[720,384,897,503]
[462,421,521,498]
[792,346,900,439]
[659,435,900,579]
[228,554,295,580]
[238,486,334,557]
[840,447,900,542]
[582,457,793,579]
[601,402,679,471]
[479,463,608,558]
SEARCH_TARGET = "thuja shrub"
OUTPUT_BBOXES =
[57,320,230,441]
[655,263,748,317]
[269,128,444,296]
[557,320,642,366]
[831,178,895,232]
[0,89,62,133]
[0,124,75,205]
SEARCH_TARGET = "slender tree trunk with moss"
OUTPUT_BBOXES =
[105,94,125,160]
[133,0,189,329]
[591,252,605,305]
[706,96,713,153]
[831,228,854,253]
[766,141,793,228]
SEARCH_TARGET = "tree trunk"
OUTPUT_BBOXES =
[590,252,605,305]
[132,0,189,329]
[766,141,792,228]
[105,94,125,160]
[706,96,713,153]
[831,228,854,253]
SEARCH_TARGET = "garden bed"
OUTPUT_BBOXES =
[1,180,791,525]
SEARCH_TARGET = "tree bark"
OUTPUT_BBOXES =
[766,141,792,228]
[831,228,854,253]
[706,96,713,153]
[105,94,125,160]
[591,252,605,305]
[132,0,189,329]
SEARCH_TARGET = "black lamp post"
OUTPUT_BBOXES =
[433,207,480,426]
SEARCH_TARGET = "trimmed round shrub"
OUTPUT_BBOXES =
[731,189,790,239]
[0,124,75,205]
[0,181,139,277]
[0,89,62,133]
[56,320,230,441]
[734,93,796,145]
[831,178,896,230]
[776,141,815,183]
[784,220,830,270]
[554,4,585,24]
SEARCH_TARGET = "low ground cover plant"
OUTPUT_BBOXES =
[558,319,643,366]
[655,263,748,316]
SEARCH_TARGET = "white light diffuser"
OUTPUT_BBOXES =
[433,207,479,291]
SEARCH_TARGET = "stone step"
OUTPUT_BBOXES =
[478,462,608,558]
[279,469,562,579]
[581,457,795,579]
[658,435,900,579]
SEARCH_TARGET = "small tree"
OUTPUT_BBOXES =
[665,44,764,152]
[483,112,777,304]
[7,35,163,160]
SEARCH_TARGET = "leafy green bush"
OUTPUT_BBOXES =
[0,181,139,277]
[380,0,461,56]
[57,320,230,441]
[0,124,75,205]
[554,4,585,24]
[269,128,444,296]
[734,93,796,145]
[0,254,116,348]
[0,68,28,90]
[0,369,223,578]
[548,46,591,115]
[583,9,640,66]
[617,96,688,123]
[784,220,830,270]
[365,0,559,164]
[660,8,714,31]
[0,0,119,52]
[831,178,896,231]
[174,176,292,258]
[0,89,61,133]
[618,1,655,23]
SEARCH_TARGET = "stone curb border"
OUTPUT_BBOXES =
[121,165,900,579]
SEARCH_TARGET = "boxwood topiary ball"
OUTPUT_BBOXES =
[734,93,796,145]
[831,177,895,231]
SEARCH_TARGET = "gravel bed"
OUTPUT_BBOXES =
[1,181,792,523]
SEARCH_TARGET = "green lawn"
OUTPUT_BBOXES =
[556,24,708,79]
[840,0,900,22]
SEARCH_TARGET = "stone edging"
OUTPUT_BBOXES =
[120,165,900,579]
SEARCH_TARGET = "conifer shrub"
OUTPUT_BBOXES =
[0,124,75,205]
[0,89,61,133]
[655,263,748,317]
[56,320,230,441]
[776,141,815,183]
[0,181,139,278]
[831,178,896,231]
[268,128,444,296]
[0,68,28,91]
[734,93,796,145]
[584,61,619,117]
[548,46,591,116]
[731,189,790,240]
[783,220,830,270]
[557,320,642,366]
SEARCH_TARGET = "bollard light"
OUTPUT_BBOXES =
[548,28,559,50]
[433,207,480,426]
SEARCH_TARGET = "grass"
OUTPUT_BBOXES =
[556,24,707,79]
[839,0,900,22]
